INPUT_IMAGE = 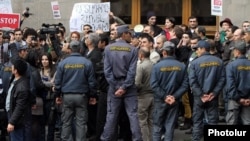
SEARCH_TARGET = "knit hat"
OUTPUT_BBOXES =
[146,11,156,20]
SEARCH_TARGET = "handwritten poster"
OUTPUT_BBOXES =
[0,0,13,13]
[69,2,110,32]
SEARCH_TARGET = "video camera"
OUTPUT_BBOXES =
[2,31,11,40]
[22,7,33,18]
[0,28,13,40]
[40,23,63,35]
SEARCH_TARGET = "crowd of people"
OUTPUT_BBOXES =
[0,11,250,141]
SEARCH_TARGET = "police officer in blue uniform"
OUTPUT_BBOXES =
[150,41,189,141]
[189,40,225,141]
[101,25,142,141]
[225,41,250,125]
[54,40,97,141]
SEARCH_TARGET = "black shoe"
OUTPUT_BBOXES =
[180,118,191,130]
[180,124,191,130]
[185,128,192,134]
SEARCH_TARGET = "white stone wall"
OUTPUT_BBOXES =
[11,0,101,36]
[221,0,250,28]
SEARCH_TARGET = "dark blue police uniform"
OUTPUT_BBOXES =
[189,41,225,141]
[101,38,142,141]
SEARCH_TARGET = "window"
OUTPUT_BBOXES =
[110,0,132,24]
[140,0,183,25]
[191,0,216,25]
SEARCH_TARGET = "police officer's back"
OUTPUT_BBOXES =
[54,40,97,141]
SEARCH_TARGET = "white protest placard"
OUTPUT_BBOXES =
[51,1,61,19]
[0,0,13,13]
[211,0,223,16]
[69,2,110,32]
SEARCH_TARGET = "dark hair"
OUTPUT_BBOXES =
[165,17,176,27]
[188,16,198,21]
[40,53,56,78]
[197,26,206,36]
[179,24,189,32]
[23,28,38,40]
[191,34,200,41]
[57,29,65,37]
[84,24,93,29]
[25,48,40,68]
[14,28,23,34]
[230,25,239,34]
[12,59,27,76]
[139,32,154,44]
[59,25,66,33]
[173,26,184,39]
[99,33,109,46]
[183,31,192,38]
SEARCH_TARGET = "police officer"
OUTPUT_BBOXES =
[54,40,97,141]
[189,40,225,141]
[226,41,250,125]
[101,25,142,141]
[150,41,188,141]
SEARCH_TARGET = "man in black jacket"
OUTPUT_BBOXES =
[6,59,30,141]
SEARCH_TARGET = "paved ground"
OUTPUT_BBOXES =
[4,121,226,141]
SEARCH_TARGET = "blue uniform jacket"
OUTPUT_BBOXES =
[55,53,97,97]
[150,56,188,100]
[226,55,250,101]
[104,39,138,90]
[189,52,225,97]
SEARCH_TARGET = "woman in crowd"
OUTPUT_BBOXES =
[39,52,57,141]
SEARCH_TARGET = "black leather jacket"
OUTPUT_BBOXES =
[9,76,30,128]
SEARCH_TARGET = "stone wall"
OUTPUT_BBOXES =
[221,0,250,28]
[11,0,101,36]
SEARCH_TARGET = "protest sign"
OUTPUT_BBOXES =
[0,13,20,29]
[211,0,223,16]
[0,0,12,13]
[51,1,61,19]
[70,2,110,32]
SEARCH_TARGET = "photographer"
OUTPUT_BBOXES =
[39,23,65,61]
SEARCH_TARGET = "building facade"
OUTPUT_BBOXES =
[11,0,250,36]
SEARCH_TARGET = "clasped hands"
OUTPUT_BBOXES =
[239,98,250,106]
[201,93,215,103]
[115,87,126,97]
[165,95,175,105]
